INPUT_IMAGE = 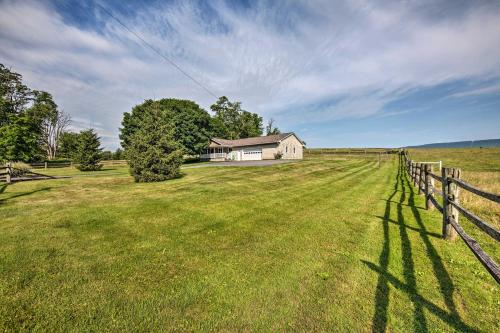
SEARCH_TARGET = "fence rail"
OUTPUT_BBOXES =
[401,150,499,283]
[0,163,69,183]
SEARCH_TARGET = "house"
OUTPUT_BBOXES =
[201,132,305,161]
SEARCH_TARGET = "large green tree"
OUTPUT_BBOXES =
[28,91,70,160]
[58,132,80,159]
[120,99,211,155]
[0,64,70,162]
[0,64,39,161]
[126,107,184,182]
[74,129,102,171]
[210,96,263,139]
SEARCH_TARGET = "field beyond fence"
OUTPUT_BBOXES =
[402,150,499,283]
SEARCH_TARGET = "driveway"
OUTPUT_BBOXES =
[183,159,298,168]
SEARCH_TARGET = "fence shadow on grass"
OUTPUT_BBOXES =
[364,155,478,333]
[0,183,7,194]
[0,186,51,205]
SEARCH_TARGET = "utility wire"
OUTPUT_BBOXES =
[95,2,219,99]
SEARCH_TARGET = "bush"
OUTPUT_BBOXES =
[126,109,184,182]
[10,162,31,177]
[274,151,283,160]
[74,129,102,171]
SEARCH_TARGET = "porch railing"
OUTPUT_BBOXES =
[200,153,227,159]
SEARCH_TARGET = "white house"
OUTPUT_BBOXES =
[201,132,305,161]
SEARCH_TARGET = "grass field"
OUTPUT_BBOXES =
[0,154,498,331]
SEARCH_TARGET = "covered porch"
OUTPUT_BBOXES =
[200,146,232,161]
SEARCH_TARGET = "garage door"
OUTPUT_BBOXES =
[242,148,262,161]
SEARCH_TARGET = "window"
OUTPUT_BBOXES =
[294,147,296,154]
[286,146,288,153]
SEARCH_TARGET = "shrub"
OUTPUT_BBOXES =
[10,162,31,177]
[126,109,184,182]
[274,151,283,160]
[74,129,102,171]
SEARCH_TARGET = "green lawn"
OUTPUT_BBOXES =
[0,155,498,332]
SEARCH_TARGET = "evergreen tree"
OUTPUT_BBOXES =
[120,99,211,155]
[113,148,124,160]
[126,108,184,182]
[58,132,80,159]
[74,129,102,171]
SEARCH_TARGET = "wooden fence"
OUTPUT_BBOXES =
[29,160,128,169]
[0,163,69,183]
[401,150,499,283]
[305,148,399,155]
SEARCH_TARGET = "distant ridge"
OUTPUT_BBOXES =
[407,139,500,148]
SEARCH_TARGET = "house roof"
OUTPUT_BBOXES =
[210,132,304,148]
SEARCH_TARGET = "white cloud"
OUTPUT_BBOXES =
[1,0,500,149]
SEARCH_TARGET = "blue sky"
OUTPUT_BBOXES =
[1,0,500,149]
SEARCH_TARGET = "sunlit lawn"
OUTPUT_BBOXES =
[0,155,498,331]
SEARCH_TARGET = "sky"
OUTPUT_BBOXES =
[1,0,500,150]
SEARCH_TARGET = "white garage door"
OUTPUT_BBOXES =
[242,148,262,161]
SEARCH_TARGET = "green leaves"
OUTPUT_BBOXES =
[126,108,184,182]
[74,129,103,171]
[120,98,211,155]
[210,96,263,139]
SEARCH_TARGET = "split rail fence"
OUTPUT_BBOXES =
[0,163,61,183]
[401,150,499,283]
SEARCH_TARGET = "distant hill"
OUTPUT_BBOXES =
[407,139,500,148]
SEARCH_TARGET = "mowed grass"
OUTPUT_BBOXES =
[0,155,498,332]
[408,148,500,264]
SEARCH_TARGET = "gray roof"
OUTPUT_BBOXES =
[210,133,302,148]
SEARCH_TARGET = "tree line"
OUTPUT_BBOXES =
[119,96,280,181]
[0,64,112,171]
[1,64,281,180]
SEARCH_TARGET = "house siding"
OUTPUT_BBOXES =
[278,135,303,159]
[231,143,278,160]
[203,133,304,161]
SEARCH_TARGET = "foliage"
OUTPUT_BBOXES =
[210,96,263,139]
[74,129,102,171]
[120,99,211,155]
[274,151,283,159]
[101,151,113,160]
[126,108,184,182]
[28,91,71,160]
[265,118,281,136]
[0,64,38,161]
[58,132,80,159]
[113,148,124,160]
[0,64,31,125]
[0,64,69,162]
[0,114,40,162]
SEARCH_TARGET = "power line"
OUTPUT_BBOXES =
[95,2,219,99]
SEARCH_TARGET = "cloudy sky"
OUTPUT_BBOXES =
[1,0,500,149]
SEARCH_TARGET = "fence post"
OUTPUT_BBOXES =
[425,164,434,210]
[410,161,414,180]
[419,163,425,194]
[442,167,459,240]
[44,161,47,169]
[6,162,12,183]
[414,163,419,187]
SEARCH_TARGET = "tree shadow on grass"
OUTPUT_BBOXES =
[366,155,478,333]
[0,186,51,205]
